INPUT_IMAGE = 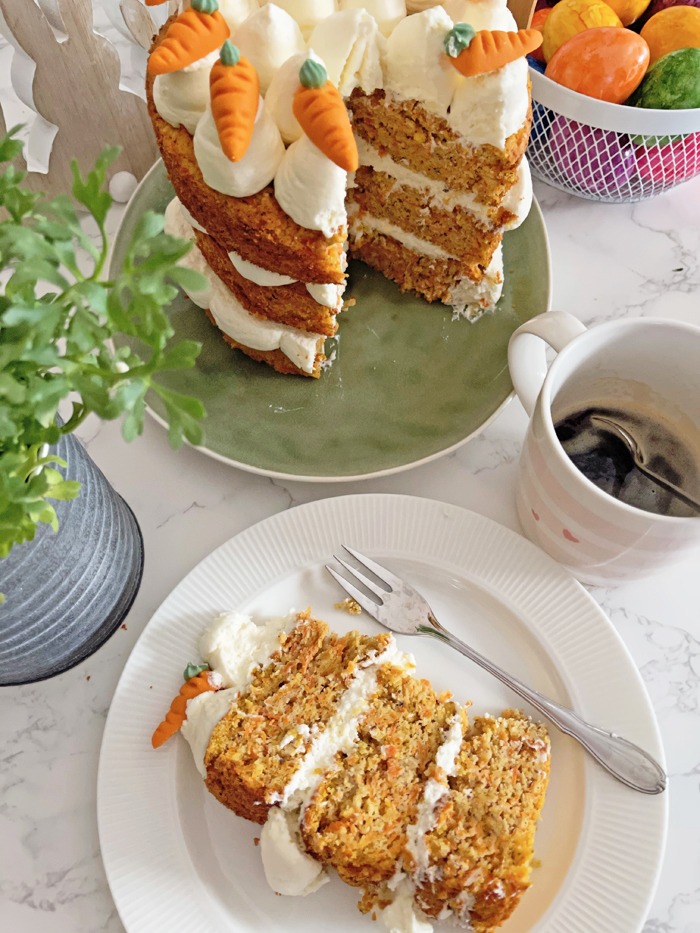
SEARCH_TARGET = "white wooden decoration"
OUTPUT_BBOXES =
[120,0,184,49]
[0,0,158,199]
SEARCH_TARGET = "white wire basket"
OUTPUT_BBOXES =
[527,67,700,203]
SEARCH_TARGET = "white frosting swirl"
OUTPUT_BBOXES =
[308,10,384,97]
[339,0,406,37]
[447,57,529,148]
[152,51,216,135]
[234,4,306,93]
[275,135,347,236]
[441,0,517,30]
[264,51,312,145]
[218,0,260,31]
[383,8,460,116]
[193,99,284,197]
[272,0,337,39]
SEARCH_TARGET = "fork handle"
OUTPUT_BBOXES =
[422,619,666,795]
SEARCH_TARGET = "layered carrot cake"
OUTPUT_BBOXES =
[147,0,537,376]
[153,610,551,932]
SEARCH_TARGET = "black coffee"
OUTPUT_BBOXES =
[554,406,700,518]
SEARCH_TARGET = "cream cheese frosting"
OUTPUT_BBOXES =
[275,135,348,236]
[193,99,285,198]
[308,9,384,97]
[441,0,517,30]
[448,56,530,149]
[164,198,324,372]
[218,0,260,31]
[339,0,407,38]
[152,50,217,135]
[234,4,306,93]
[264,52,309,144]
[273,0,338,39]
[446,243,504,319]
[228,249,297,286]
[260,808,330,895]
[383,8,461,116]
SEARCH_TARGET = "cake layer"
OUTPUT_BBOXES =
[349,89,531,208]
[164,199,328,376]
[194,229,340,338]
[203,309,327,377]
[348,166,501,272]
[147,76,346,285]
[301,664,458,894]
[348,213,504,318]
[415,711,551,932]
[205,617,393,823]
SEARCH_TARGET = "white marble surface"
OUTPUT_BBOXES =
[1,7,700,932]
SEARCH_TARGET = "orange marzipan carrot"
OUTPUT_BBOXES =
[293,82,358,172]
[147,8,230,76]
[144,0,168,6]
[450,28,541,77]
[151,671,220,749]
[210,53,260,162]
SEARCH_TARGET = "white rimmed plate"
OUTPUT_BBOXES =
[97,494,667,932]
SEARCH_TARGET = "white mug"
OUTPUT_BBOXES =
[508,312,700,585]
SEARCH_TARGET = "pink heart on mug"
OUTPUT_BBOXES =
[563,528,580,543]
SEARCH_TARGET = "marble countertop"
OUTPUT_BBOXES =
[1,10,700,930]
[2,173,699,933]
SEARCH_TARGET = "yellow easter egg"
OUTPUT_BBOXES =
[542,0,623,63]
[640,6,700,67]
[603,0,652,27]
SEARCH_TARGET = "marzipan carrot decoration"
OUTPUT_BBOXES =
[444,23,541,77]
[145,0,168,6]
[210,40,260,161]
[151,664,222,749]
[147,0,230,77]
[292,59,359,172]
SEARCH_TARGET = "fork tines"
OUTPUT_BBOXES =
[326,545,398,620]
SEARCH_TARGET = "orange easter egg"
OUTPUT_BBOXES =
[530,8,552,63]
[603,0,652,27]
[546,27,650,103]
[640,6,700,67]
[542,0,623,63]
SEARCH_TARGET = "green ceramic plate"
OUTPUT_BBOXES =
[110,160,551,481]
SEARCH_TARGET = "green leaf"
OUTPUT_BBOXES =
[71,148,119,227]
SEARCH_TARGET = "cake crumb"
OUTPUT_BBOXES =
[253,837,260,846]
[335,596,362,615]
[86,675,91,681]
[121,623,127,630]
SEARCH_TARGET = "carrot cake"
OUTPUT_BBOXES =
[147,0,537,377]
[153,610,550,933]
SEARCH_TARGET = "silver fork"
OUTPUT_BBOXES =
[327,545,666,796]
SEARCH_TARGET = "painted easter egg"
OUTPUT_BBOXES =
[530,8,552,63]
[548,115,636,196]
[631,48,700,109]
[634,133,700,184]
[546,28,649,102]
[542,0,623,63]
[640,6,700,66]
[603,0,652,25]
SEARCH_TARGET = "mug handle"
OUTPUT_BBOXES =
[508,312,588,416]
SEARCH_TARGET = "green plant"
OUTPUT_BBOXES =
[0,129,206,563]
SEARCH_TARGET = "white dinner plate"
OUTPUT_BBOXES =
[98,494,667,933]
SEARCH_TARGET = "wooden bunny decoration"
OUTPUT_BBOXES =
[0,0,158,198]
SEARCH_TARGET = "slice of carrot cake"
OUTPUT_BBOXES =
[153,610,550,933]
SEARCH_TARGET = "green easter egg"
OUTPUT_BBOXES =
[631,48,700,110]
